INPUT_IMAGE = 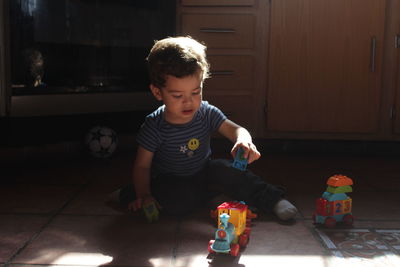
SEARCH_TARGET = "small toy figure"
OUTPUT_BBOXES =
[208,201,255,256]
[232,147,248,171]
[313,174,354,228]
[143,201,159,223]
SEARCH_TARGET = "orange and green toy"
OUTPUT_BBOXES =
[313,175,354,228]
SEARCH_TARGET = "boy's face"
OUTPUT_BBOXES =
[150,72,203,124]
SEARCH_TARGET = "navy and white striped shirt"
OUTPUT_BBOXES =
[137,101,227,176]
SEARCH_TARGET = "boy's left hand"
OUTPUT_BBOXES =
[231,142,261,164]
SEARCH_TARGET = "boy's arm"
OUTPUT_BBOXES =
[130,145,155,211]
[218,119,261,164]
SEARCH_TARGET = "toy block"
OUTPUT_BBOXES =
[232,147,248,171]
[332,200,345,215]
[342,198,352,213]
[326,185,353,194]
[316,198,332,216]
[143,201,159,223]
[322,192,348,201]
[327,175,353,187]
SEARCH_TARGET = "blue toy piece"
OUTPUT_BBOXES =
[143,201,159,223]
[232,147,248,171]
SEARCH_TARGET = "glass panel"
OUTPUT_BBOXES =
[10,0,175,95]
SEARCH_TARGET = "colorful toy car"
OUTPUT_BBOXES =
[208,201,255,256]
[313,174,354,228]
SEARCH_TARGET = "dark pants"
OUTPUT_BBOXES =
[119,159,285,216]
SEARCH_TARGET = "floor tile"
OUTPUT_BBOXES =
[2,160,93,186]
[375,230,400,251]
[173,211,216,267]
[314,228,400,267]
[0,215,49,263]
[315,228,389,250]
[327,250,400,267]
[0,184,80,214]
[243,219,325,256]
[61,184,125,215]
[11,214,179,267]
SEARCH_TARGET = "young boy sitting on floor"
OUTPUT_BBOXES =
[117,36,297,220]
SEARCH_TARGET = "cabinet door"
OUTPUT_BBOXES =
[0,0,8,116]
[267,0,386,133]
[395,42,400,134]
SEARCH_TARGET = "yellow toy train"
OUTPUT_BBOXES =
[208,201,257,256]
[313,174,354,228]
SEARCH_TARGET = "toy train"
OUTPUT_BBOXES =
[208,201,256,257]
[313,174,354,228]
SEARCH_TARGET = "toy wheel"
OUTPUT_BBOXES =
[230,243,240,257]
[239,234,249,247]
[343,214,354,226]
[208,240,215,253]
[312,213,316,223]
[325,217,337,228]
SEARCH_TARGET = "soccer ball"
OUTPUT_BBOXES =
[85,126,118,158]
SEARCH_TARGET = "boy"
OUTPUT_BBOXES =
[118,36,297,220]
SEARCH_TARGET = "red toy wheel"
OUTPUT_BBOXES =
[208,240,215,253]
[239,234,249,247]
[343,214,354,226]
[230,243,240,257]
[324,217,337,228]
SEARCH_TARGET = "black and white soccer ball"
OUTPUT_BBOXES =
[85,126,118,158]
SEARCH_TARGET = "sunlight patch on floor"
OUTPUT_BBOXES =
[50,252,113,266]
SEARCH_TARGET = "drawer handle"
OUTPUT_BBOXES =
[200,28,236,33]
[211,70,235,76]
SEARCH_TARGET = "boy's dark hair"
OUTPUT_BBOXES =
[146,36,210,89]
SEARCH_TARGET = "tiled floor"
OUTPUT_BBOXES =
[1,149,400,267]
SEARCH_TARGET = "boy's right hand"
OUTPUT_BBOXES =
[128,195,161,212]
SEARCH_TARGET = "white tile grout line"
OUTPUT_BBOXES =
[314,228,337,249]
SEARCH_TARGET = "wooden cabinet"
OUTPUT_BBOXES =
[178,0,400,140]
[177,0,263,133]
[266,0,386,134]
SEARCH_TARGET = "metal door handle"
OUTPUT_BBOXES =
[370,37,376,73]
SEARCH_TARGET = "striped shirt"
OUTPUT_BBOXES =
[137,101,227,176]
